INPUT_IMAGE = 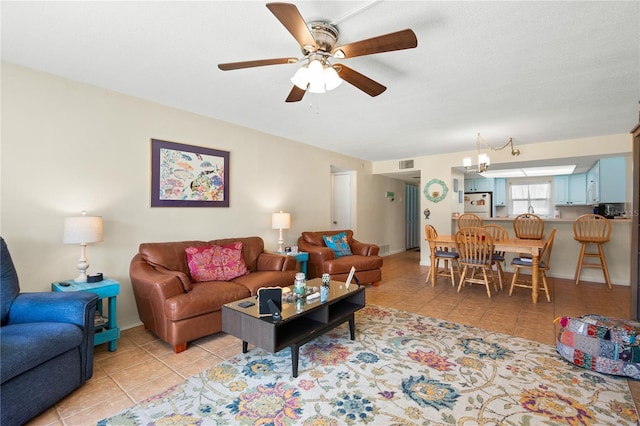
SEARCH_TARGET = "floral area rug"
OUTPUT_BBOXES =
[99,305,638,425]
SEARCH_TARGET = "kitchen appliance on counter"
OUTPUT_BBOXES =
[595,203,625,219]
[464,192,492,218]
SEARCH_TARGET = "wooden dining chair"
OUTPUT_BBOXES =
[509,228,557,302]
[512,213,545,240]
[573,214,612,288]
[455,227,496,298]
[425,225,460,287]
[457,213,483,230]
[482,224,509,290]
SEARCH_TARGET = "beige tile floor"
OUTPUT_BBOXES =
[27,249,638,425]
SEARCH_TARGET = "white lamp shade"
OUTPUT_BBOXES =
[291,66,309,90]
[478,153,490,165]
[323,66,343,91]
[307,60,326,93]
[463,157,472,167]
[63,216,104,244]
[271,211,291,230]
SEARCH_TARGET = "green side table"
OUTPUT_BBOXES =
[52,278,121,351]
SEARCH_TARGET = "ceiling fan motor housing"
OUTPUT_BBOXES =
[305,21,339,57]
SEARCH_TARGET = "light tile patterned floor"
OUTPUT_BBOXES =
[26,249,638,425]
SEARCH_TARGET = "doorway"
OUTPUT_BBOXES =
[405,184,420,249]
[331,171,354,230]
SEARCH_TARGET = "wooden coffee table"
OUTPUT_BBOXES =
[222,278,365,377]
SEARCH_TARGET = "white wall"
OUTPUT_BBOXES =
[0,62,407,328]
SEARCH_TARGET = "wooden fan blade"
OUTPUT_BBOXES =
[266,3,317,50]
[336,64,386,97]
[285,85,306,102]
[332,29,417,59]
[218,57,297,71]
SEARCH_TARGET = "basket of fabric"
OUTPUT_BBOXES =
[556,314,640,379]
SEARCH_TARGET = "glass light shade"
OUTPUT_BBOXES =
[478,153,490,166]
[323,66,343,91]
[463,157,472,168]
[271,211,291,230]
[63,216,104,244]
[308,80,326,93]
[307,60,326,93]
[290,66,309,90]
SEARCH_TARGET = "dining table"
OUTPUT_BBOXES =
[428,235,547,303]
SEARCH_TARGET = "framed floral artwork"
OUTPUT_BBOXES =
[151,139,229,207]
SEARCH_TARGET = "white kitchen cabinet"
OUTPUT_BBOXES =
[554,173,587,205]
[464,178,494,193]
[494,178,506,206]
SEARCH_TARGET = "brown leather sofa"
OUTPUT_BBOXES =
[130,236,297,353]
[298,230,383,286]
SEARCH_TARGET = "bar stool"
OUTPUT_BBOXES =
[457,213,483,230]
[573,214,612,288]
[513,213,545,240]
[425,225,460,287]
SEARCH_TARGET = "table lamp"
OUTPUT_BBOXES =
[271,211,291,253]
[63,211,104,282]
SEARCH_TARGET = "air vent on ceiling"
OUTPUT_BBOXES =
[399,159,414,170]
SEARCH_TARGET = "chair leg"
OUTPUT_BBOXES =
[457,266,468,293]
[509,267,520,296]
[574,243,587,285]
[448,263,456,287]
[597,243,612,289]
[482,268,492,298]
[496,263,504,290]
[541,272,551,302]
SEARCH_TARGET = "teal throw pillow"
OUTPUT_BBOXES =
[323,232,353,258]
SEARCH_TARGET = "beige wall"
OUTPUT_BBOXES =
[0,62,408,328]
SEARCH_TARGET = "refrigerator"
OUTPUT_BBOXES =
[464,192,492,218]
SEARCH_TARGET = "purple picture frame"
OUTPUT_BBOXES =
[151,139,229,207]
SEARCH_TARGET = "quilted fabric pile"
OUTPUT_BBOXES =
[556,314,640,379]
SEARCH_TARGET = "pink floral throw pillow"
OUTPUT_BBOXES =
[218,242,249,280]
[185,246,225,282]
[185,242,249,282]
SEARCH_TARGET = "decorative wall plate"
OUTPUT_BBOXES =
[424,178,448,203]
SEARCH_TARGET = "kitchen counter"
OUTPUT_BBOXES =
[449,215,631,286]
[485,216,631,223]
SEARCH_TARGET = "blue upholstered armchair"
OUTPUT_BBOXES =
[0,237,98,425]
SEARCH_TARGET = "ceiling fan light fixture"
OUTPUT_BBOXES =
[308,79,326,94]
[290,66,309,90]
[323,66,343,90]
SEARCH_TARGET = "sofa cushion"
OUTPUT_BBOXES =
[323,232,353,258]
[140,240,207,278]
[0,322,83,384]
[212,236,264,272]
[323,255,384,275]
[164,281,250,321]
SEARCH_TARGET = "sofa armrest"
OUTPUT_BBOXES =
[130,255,189,331]
[256,252,297,272]
[8,292,98,328]
[351,239,380,256]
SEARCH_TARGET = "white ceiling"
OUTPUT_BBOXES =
[2,1,639,162]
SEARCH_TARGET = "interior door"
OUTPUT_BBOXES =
[405,184,420,249]
[331,172,352,230]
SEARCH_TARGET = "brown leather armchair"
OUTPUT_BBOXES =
[130,236,297,353]
[298,230,383,286]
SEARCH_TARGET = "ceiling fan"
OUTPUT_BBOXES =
[217,2,418,102]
